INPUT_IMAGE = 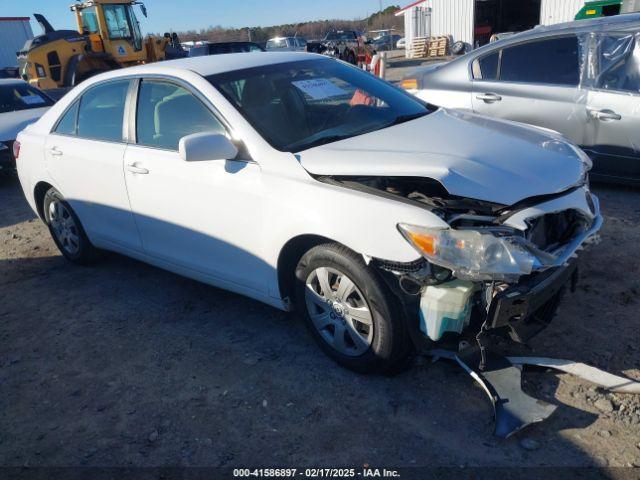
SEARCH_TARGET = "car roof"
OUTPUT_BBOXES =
[467,13,640,57]
[122,51,318,78]
[504,12,640,41]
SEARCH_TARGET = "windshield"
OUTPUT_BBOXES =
[103,4,132,39]
[266,38,288,49]
[0,83,53,114]
[207,59,431,152]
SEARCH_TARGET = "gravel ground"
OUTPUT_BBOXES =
[382,49,454,84]
[1,172,640,472]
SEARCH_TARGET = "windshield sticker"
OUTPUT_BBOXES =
[20,95,46,106]
[292,78,347,100]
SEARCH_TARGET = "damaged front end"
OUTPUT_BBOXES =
[320,175,602,348]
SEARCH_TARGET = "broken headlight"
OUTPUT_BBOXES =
[397,224,536,282]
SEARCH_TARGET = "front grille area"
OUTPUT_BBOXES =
[525,209,589,251]
[375,257,428,274]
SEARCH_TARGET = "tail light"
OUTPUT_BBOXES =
[12,140,21,160]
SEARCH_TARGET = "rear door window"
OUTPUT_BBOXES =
[499,36,580,86]
[76,80,129,142]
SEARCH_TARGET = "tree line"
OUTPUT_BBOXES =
[174,5,402,44]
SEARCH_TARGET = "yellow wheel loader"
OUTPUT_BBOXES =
[17,0,186,90]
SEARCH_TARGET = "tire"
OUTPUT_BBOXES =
[294,243,411,374]
[451,41,467,55]
[43,187,97,265]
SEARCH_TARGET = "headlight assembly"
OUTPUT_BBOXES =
[398,223,537,281]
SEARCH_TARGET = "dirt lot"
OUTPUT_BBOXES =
[1,172,640,473]
[382,49,454,84]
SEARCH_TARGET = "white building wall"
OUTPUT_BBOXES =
[0,19,33,68]
[540,0,585,25]
[398,0,584,57]
[430,0,475,45]
[402,2,432,56]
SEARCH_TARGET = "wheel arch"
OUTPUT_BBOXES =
[33,181,55,221]
[276,234,350,308]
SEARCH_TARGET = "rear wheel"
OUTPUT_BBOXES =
[43,187,97,265]
[294,243,410,374]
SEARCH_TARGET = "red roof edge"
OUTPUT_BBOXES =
[0,17,31,21]
[395,0,428,15]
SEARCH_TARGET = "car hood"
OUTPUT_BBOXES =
[298,109,587,206]
[0,107,49,142]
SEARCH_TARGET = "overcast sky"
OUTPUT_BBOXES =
[7,0,396,35]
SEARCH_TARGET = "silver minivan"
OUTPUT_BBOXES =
[402,14,640,184]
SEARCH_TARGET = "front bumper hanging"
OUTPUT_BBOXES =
[428,347,640,438]
[488,259,579,342]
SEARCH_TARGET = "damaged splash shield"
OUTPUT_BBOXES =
[429,348,640,438]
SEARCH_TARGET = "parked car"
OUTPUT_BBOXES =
[372,34,402,51]
[0,79,53,176]
[307,30,367,64]
[266,37,306,52]
[401,14,640,184]
[189,42,265,57]
[397,37,407,49]
[489,32,516,42]
[0,67,19,79]
[16,52,600,373]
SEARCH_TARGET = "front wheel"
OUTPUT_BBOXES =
[294,243,411,374]
[43,187,97,265]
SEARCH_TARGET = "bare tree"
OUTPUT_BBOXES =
[174,6,402,44]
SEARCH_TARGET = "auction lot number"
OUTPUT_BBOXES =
[234,468,400,478]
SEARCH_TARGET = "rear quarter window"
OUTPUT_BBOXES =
[473,51,499,80]
[54,100,80,135]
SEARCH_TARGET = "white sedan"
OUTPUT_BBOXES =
[16,52,601,373]
[0,79,53,174]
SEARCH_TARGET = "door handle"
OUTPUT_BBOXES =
[587,108,621,121]
[48,146,63,157]
[125,163,149,175]
[476,93,502,103]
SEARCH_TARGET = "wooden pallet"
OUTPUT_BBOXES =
[410,37,428,58]
[411,36,449,58]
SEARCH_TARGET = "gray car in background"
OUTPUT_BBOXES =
[401,14,640,184]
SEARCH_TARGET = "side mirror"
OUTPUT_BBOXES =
[179,132,239,162]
